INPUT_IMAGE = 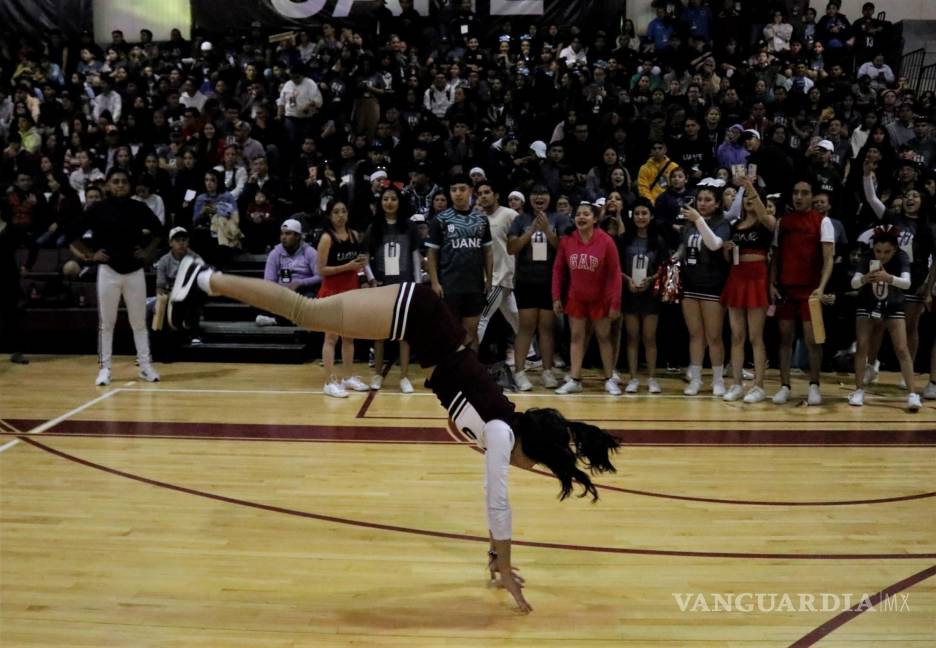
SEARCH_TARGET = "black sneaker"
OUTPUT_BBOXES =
[168,256,205,330]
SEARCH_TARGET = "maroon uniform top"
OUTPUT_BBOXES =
[389,283,517,441]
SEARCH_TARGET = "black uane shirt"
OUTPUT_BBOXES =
[67,197,164,274]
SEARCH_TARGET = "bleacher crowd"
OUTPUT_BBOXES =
[0,0,934,408]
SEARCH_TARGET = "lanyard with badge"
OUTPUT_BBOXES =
[384,242,400,276]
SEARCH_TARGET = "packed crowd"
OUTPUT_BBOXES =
[0,0,934,408]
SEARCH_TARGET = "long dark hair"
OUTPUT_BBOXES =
[513,408,620,501]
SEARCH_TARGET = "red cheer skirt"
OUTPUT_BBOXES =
[720,260,769,310]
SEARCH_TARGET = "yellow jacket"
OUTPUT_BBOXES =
[637,156,678,203]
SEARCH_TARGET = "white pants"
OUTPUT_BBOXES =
[478,285,519,342]
[97,265,151,369]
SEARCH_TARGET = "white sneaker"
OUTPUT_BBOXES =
[324,381,349,398]
[742,368,755,381]
[624,378,639,394]
[743,386,766,403]
[807,383,823,406]
[611,371,622,385]
[138,365,160,382]
[848,389,865,407]
[553,357,566,369]
[555,378,583,394]
[505,348,515,367]
[772,385,791,404]
[683,379,702,396]
[399,377,414,394]
[863,361,880,385]
[95,367,111,386]
[924,382,936,400]
[541,369,559,389]
[255,314,277,327]
[723,384,744,402]
[370,374,383,390]
[514,370,534,392]
[712,381,727,397]
[343,376,369,392]
[647,378,662,394]
[897,376,907,390]
[605,379,622,395]
[907,393,922,412]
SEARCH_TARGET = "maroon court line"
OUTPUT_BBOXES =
[0,432,460,445]
[446,422,936,507]
[790,563,936,647]
[355,362,393,419]
[15,436,936,561]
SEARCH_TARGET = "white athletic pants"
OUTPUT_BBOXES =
[97,264,151,369]
[478,285,519,342]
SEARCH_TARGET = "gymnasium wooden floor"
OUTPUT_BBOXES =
[1,355,934,647]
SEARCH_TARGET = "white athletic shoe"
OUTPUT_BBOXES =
[807,383,823,406]
[605,379,622,396]
[95,367,111,386]
[624,378,640,394]
[742,368,755,381]
[743,386,766,403]
[863,361,880,385]
[505,348,516,367]
[848,389,865,407]
[514,370,534,392]
[683,379,702,396]
[553,357,567,369]
[138,364,160,383]
[723,384,744,402]
[370,374,383,390]
[255,314,277,327]
[555,377,583,394]
[712,381,727,397]
[907,393,922,412]
[647,378,662,394]
[924,382,936,400]
[611,371,622,385]
[324,381,348,398]
[343,376,369,392]
[541,369,559,389]
[399,377,414,394]
[772,385,791,404]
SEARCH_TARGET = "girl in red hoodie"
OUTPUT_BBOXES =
[552,202,623,395]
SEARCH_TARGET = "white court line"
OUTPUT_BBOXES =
[0,389,119,455]
[118,386,645,399]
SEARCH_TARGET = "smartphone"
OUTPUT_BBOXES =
[869,260,881,272]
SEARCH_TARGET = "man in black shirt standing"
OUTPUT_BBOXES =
[67,169,163,386]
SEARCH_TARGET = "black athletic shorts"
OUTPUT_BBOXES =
[514,282,553,311]
[443,291,486,318]
[390,283,465,368]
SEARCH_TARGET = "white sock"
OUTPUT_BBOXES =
[689,365,702,381]
[196,268,214,293]
[712,365,724,384]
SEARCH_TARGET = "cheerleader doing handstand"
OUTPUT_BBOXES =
[168,257,620,613]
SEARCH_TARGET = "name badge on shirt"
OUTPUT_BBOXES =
[532,232,548,261]
[384,242,400,276]
[632,256,648,284]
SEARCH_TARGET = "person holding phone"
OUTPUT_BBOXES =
[720,176,777,403]
[848,225,922,411]
[674,179,731,397]
[317,199,374,398]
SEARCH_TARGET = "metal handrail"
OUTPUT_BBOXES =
[900,47,926,89]
[919,63,936,94]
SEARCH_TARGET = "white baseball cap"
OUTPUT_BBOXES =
[816,139,835,151]
[370,169,388,182]
[169,226,188,239]
[469,166,486,177]
[410,213,427,224]
[508,190,525,204]
[280,218,302,234]
[743,129,761,140]
[529,140,547,159]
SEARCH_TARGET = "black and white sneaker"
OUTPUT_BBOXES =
[168,256,206,330]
